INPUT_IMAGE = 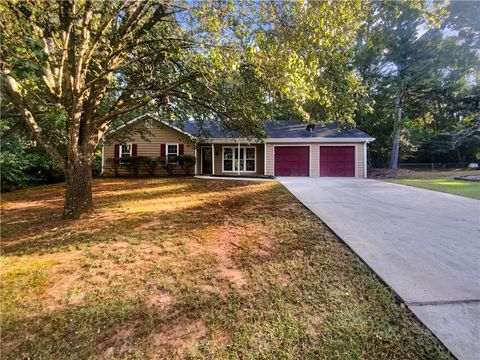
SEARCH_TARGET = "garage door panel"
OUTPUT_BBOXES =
[320,146,355,177]
[274,146,309,176]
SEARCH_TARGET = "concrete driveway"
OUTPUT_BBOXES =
[279,177,480,360]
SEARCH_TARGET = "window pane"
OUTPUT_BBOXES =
[234,159,244,171]
[121,144,131,156]
[224,148,233,159]
[246,160,255,171]
[224,160,233,171]
[167,145,178,155]
[246,148,255,159]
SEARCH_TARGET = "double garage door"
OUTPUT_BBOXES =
[274,146,355,177]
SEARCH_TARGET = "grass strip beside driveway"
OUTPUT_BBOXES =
[390,177,480,199]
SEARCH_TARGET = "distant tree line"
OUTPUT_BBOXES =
[354,1,479,168]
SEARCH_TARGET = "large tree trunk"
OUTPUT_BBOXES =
[63,160,93,219]
[390,87,403,170]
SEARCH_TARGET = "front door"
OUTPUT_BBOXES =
[201,147,212,174]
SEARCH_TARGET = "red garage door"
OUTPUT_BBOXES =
[274,146,310,176]
[320,146,355,177]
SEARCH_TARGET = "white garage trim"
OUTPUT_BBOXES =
[364,142,368,178]
[265,138,374,143]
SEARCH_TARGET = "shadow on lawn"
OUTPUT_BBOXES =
[0,178,280,255]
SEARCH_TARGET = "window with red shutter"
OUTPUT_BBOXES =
[160,144,166,157]
[179,144,184,155]
[114,144,119,158]
[132,144,137,156]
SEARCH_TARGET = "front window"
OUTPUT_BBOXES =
[120,144,132,157]
[223,146,256,172]
[167,144,179,163]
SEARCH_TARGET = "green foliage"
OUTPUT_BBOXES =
[176,155,197,176]
[105,156,189,177]
[355,0,480,166]
[162,160,176,177]
[106,158,121,177]
[141,156,160,177]
[0,135,63,192]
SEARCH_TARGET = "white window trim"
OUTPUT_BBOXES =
[166,143,179,163]
[119,143,132,158]
[222,146,256,173]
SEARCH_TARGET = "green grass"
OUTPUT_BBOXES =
[1,178,451,359]
[390,176,480,199]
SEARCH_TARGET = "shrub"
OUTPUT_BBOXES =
[176,155,196,175]
[162,160,176,176]
[1,135,64,192]
[142,156,160,177]
[121,156,159,177]
[107,158,121,177]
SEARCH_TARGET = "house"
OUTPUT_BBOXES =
[102,113,375,177]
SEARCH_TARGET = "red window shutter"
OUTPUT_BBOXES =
[160,144,166,157]
[114,144,119,158]
[132,144,137,156]
[179,144,184,155]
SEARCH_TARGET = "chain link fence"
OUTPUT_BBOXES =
[398,162,473,171]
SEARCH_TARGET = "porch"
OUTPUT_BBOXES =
[195,143,265,176]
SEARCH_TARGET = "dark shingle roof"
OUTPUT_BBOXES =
[174,120,240,138]
[175,120,373,139]
[264,121,373,139]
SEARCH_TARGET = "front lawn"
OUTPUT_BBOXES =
[1,178,450,359]
[389,173,480,200]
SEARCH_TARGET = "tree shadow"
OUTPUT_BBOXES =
[0,178,281,256]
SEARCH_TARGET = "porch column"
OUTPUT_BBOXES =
[211,143,215,175]
[194,145,198,175]
[237,141,240,175]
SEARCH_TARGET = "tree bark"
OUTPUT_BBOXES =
[390,86,403,170]
[63,160,93,219]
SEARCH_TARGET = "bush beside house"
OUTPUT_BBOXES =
[105,156,196,177]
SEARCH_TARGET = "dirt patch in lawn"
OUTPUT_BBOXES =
[150,319,208,349]
[0,178,452,359]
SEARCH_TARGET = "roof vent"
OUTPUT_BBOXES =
[306,124,315,135]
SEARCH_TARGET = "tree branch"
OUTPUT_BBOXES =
[2,70,66,169]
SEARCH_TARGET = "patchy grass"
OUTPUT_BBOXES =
[389,172,480,199]
[1,178,451,359]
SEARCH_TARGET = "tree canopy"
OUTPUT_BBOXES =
[1,0,367,217]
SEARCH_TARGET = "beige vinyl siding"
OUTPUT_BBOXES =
[265,142,366,178]
[212,143,265,176]
[102,120,194,176]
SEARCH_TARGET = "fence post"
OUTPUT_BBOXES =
[431,163,434,171]
[443,163,446,171]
